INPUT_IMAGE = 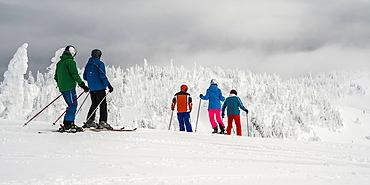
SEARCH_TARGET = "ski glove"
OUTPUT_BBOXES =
[199,94,203,98]
[78,82,89,93]
[244,109,249,114]
[108,84,114,93]
[222,113,225,118]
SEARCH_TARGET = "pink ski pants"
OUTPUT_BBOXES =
[208,109,224,128]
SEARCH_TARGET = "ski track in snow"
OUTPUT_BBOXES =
[1,120,370,185]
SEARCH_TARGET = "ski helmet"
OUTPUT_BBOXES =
[91,49,102,59]
[64,45,77,57]
[181,84,188,91]
[230,89,237,95]
[210,79,217,85]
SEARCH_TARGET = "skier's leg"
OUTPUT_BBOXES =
[235,115,242,136]
[177,112,186,131]
[87,91,98,121]
[97,90,108,122]
[226,115,233,135]
[215,109,224,127]
[183,112,193,132]
[62,89,78,122]
[208,109,218,129]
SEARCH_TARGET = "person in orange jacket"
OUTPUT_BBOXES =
[171,85,193,132]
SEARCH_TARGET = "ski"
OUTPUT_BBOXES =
[38,130,84,134]
[38,127,137,134]
[84,127,137,132]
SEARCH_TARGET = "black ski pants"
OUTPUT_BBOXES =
[87,90,107,122]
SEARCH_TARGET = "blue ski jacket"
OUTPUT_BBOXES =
[200,84,225,109]
[222,95,247,116]
[83,57,110,91]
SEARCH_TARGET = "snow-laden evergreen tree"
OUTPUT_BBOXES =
[0,43,31,119]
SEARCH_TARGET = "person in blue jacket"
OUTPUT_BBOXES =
[82,49,114,129]
[200,79,226,134]
[221,89,248,136]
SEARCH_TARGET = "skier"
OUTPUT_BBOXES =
[221,89,248,136]
[54,45,89,132]
[171,84,193,132]
[200,79,226,134]
[82,49,114,129]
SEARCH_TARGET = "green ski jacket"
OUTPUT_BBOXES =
[54,53,83,92]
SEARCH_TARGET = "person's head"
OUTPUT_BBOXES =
[210,79,217,85]
[230,89,237,95]
[64,45,77,57]
[180,84,188,92]
[91,49,102,59]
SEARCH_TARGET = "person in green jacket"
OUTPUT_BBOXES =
[221,89,248,136]
[54,45,89,132]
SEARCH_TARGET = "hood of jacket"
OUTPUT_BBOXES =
[208,84,219,92]
[86,57,100,66]
[60,52,73,60]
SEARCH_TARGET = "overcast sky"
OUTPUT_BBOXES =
[1,0,370,80]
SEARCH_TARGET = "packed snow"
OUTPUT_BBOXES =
[0,43,369,184]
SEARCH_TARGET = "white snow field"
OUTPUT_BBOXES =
[1,120,369,185]
[0,44,370,184]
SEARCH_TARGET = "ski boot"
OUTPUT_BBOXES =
[98,121,113,130]
[212,126,218,134]
[69,124,84,133]
[58,120,72,133]
[82,119,98,128]
[219,123,225,134]
[59,121,83,133]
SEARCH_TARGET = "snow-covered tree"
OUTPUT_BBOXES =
[0,43,31,119]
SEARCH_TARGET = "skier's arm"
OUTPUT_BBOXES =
[200,89,210,100]
[98,62,110,87]
[188,96,193,112]
[237,97,248,112]
[67,60,83,84]
[171,97,176,110]
[237,97,246,109]
[221,98,227,114]
[54,70,58,83]
[83,65,87,81]
[219,90,225,102]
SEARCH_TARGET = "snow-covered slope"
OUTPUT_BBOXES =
[1,120,369,185]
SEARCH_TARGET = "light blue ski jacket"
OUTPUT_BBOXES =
[200,85,225,109]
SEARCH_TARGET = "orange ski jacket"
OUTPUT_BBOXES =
[171,91,193,113]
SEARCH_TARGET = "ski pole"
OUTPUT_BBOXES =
[24,94,62,126]
[168,109,174,130]
[85,91,110,122]
[232,120,235,135]
[53,91,85,125]
[195,98,201,132]
[75,92,90,115]
[246,113,250,137]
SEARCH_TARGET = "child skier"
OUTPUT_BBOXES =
[171,84,193,132]
[200,79,226,134]
[221,89,248,136]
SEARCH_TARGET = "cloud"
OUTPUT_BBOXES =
[1,0,370,80]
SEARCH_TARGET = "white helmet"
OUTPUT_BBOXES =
[65,45,77,57]
[210,79,217,85]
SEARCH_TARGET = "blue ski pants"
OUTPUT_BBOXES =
[61,89,78,122]
[177,112,193,132]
